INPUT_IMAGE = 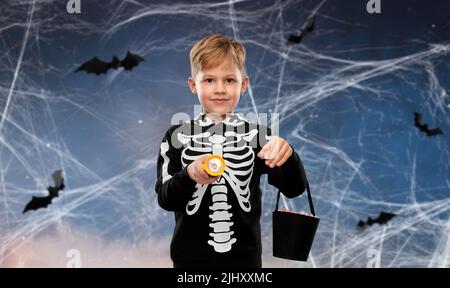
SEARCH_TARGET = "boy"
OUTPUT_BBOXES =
[155,34,307,268]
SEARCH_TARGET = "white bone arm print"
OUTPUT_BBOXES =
[178,128,258,253]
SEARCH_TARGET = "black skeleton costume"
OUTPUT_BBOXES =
[155,112,307,267]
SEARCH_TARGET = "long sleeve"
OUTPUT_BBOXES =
[155,126,197,211]
[266,147,307,198]
[256,126,307,198]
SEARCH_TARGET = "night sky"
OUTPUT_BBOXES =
[0,0,449,267]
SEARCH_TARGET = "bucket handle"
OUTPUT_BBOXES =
[275,181,316,216]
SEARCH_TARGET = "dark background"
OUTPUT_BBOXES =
[0,0,449,267]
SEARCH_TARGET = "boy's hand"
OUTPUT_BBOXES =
[257,136,293,168]
[187,154,220,185]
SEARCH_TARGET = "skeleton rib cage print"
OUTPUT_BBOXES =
[160,113,266,253]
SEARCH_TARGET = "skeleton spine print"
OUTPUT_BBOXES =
[177,114,259,253]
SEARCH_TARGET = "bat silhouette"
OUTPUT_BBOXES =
[357,211,397,229]
[23,170,65,214]
[414,112,443,137]
[75,51,144,75]
[287,0,325,44]
[288,15,316,44]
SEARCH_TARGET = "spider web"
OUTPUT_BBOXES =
[0,0,449,267]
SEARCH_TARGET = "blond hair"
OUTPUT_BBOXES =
[189,34,246,79]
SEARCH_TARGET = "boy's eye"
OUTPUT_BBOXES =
[203,78,235,83]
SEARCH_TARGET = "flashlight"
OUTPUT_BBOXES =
[203,155,225,176]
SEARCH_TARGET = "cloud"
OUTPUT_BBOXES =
[0,224,172,268]
[0,223,310,268]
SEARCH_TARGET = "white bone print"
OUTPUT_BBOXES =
[178,121,258,253]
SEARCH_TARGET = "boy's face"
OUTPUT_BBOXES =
[188,59,249,117]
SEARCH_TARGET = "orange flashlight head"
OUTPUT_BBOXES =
[203,155,225,176]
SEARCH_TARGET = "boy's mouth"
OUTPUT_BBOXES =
[211,98,229,103]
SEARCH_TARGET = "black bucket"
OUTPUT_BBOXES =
[273,181,319,261]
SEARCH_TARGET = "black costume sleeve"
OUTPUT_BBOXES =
[155,126,197,211]
[256,126,307,198]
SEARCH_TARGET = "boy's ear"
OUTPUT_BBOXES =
[188,77,196,94]
[241,76,249,94]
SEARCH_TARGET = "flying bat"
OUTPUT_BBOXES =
[75,51,144,75]
[357,211,397,229]
[414,112,443,137]
[23,170,65,214]
[288,15,316,44]
[287,0,325,44]
[304,15,316,33]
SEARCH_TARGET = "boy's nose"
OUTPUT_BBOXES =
[214,82,226,94]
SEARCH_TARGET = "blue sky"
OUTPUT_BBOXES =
[0,0,449,267]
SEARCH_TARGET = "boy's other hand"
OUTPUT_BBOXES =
[257,136,293,168]
[187,154,220,185]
